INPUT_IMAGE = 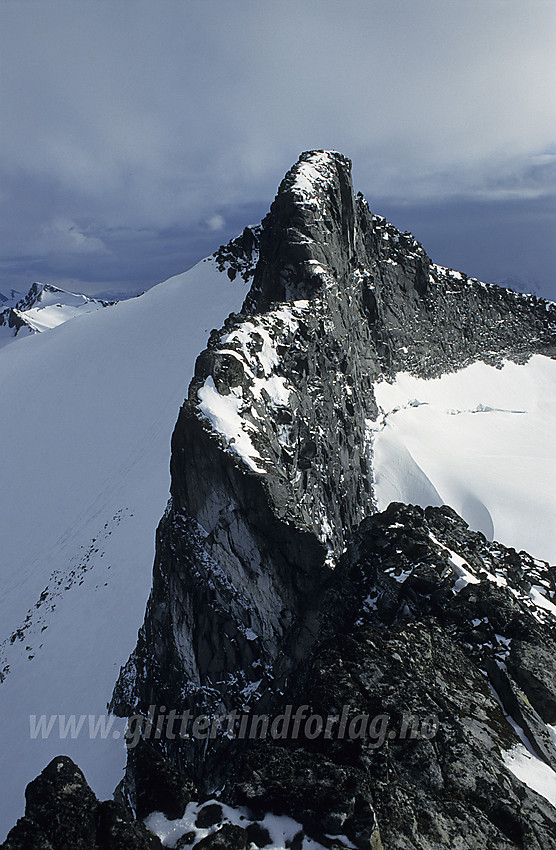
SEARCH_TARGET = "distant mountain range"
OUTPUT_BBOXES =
[0,282,116,349]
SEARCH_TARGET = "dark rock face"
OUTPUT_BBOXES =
[14,756,98,850]
[244,151,555,374]
[127,740,197,820]
[1,756,161,850]
[95,801,163,850]
[317,505,556,848]
[0,305,30,336]
[193,824,250,849]
[230,744,380,849]
[113,504,555,849]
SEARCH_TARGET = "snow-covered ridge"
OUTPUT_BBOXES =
[0,256,246,840]
[426,530,556,625]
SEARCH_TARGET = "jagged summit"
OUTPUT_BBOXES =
[280,149,350,193]
[278,149,355,228]
[244,150,554,371]
[16,282,66,309]
[243,149,358,310]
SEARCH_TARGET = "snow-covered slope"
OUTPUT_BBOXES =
[0,282,115,349]
[372,355,556,563]
[0,258,246,841]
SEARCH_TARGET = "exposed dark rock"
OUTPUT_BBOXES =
[244,151,555,375]
[508,639,556,724]
[96,800,162,850]
[1,818,55,850]
[107,151,556,847]
[128,739,197,820]
[213,226,261,284]
[195,803,223,829]
[214,504,556,849]
[1,756,162,850]
[175,834,196,849]
[244,822,272,847]
[107,505,556,848]
[230,743,379,849]
[6,756,98,850]
[193,823,250,849]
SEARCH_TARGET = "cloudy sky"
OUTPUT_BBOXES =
[1,0,555,300]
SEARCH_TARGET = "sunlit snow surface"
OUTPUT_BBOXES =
[502,744,556,808]
[372,356,556,563]
[0,259,246,840]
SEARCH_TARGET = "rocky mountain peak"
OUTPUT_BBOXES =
[14,282,61,310]
[244,149,358,311]
[111,150,556,752]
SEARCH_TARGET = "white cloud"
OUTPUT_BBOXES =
[41,218,109,256]
[206,214,225,232]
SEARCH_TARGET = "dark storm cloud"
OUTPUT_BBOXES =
[1,0,554,299]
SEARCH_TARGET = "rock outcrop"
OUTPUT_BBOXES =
[2,756,162,850]
[113,504,556,849]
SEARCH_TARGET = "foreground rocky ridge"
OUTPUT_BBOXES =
[2,756,162,850]
[5,506,556,848]
[220,504,556,849]
[4,151,556,848]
